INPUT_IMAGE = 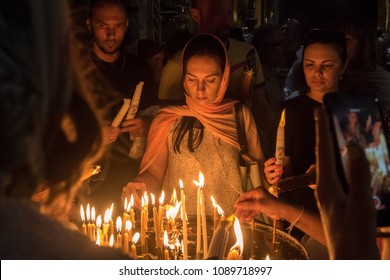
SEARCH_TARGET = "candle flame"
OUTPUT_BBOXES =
[179,179,184,190]
[166,201,182,220]
[199,171,204,188]
[143,191,149,207]
[109,234,114,247]
[124,197,128,211]
[91,207,96,222]
[210,196,225,215]
[132,232,140,244]
[110,203,114,217]
[116,216,122,233]
[125,220,132,232]
[80,205,85,223]
[163,230,168,247]
[159,191,165,205]
[193,171,205,189]
[229,217,244,256]
[279,109,286,127]
[96,215,102,228]
[265,254,270,260]
[171,188,177,204]
[86,203,91,222]
[151,193,155,206]
[130,194,134,208]
[141,196,145,208]
[104,208,111,224]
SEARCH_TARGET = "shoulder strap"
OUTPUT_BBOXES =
[234,102,248,156]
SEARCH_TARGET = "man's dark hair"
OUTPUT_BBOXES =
[88,0,128,19]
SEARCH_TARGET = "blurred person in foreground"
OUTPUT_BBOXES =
[0,0,129,259]
[235,107,380,259]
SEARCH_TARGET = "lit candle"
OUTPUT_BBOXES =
[143,191,149,232]
[199,172,208,258]
[131,232,140,258]
[108,203,115,237]
[210,196,218,231]
[163,230,169,260]
[151,193,161,249]
[116,216,122,249]
[158,191,165,232]
[140,197,146,248]
[86,203,92,239]
[80,204,87,235]
[91,206,96,242]
[96,215,102,246]
[96,230,101,246]
[103,208,111,246]
[122,197,130,233]
[109,233,115,248]
[129,195,136,230]
[123,220,132,254]
[194,179,201,259]
[226,217,243,260]
[179,179,188,260]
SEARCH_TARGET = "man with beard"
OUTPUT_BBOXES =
[159,0,274,158]
[84,0,155,212]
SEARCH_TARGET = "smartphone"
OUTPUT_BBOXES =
[276,172,316,193]
[323,91,390,227]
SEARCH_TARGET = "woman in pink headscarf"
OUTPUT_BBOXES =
[122,33,265,217]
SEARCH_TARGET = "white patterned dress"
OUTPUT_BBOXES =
[161,119,243,219]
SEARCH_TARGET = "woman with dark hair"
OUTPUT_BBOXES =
[262,28,347,259]
[0,0,129,259]
[122,33,266,216]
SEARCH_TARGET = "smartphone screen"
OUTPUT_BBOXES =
[323,92,390,227]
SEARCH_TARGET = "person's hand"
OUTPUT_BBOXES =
[264,157,283,185]
[234,187,282,222]
[314,107,379,259]
[121,181,147,210]
[102,125,120,144]
[120,118,149,137]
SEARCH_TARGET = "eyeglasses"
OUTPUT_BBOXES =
[303,28,346,47]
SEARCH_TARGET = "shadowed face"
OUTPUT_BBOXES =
[192,0,234,42]
[303,43,344,94]
[184,54,223,105]
[88,4,128,56]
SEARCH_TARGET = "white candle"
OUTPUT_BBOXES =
[275,109,286,166]
[140,197,146,247]
[196,183,201,259]
[111,98,131,127]
[179,179,188,260]
[125,82,144,120]
[200,187,208,258]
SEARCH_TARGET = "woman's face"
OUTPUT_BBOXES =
[184,54,223,105]
[303,43,345,94]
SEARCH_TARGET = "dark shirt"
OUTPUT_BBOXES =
[277,94,321,239]
[87,51,156,211]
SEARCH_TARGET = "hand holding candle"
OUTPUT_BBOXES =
[111,98,131,128]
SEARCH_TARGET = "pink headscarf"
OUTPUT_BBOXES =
[139,34,263,174]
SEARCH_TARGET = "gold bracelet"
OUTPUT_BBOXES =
[286,206,305,235]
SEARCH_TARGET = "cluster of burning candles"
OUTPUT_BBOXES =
[79,172,244,260]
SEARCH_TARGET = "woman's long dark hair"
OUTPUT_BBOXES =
[173,34,226,153]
